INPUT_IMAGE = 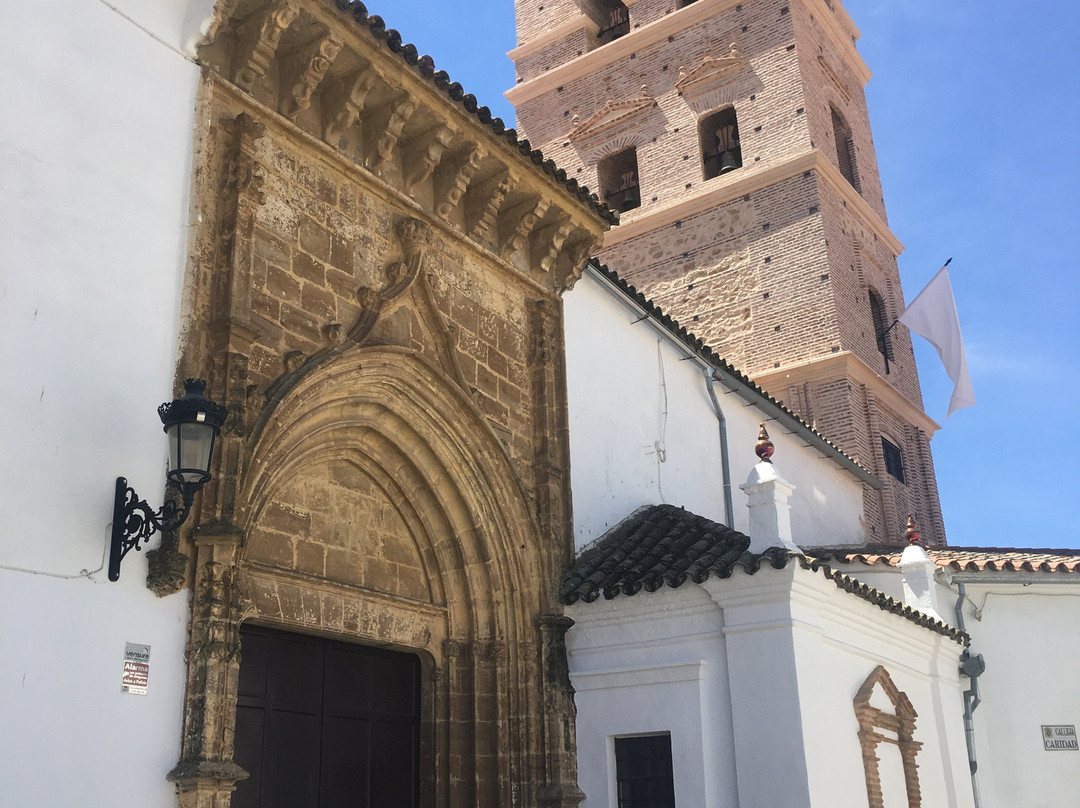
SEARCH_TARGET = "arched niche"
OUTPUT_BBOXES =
[853,665,923,808]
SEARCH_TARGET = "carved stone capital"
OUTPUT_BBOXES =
[404,124,455,193]
[500,196,550,259]
[466,170,513,241]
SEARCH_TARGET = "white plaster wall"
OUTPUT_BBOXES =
[0,1,210,804]
[957,582,1080,808]
[567,567,975,808]
[567,585,738,808]
[564,271,867,550]
[783,576,974,808]
[811,563,1080,808]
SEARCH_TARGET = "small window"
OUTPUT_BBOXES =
[615,734,676,808]
[599,148,641,212]
[700,107,742,180]
[869,290,892,365]
[597,0,630,42]
[831,107,860,192]
[881,437,905,484]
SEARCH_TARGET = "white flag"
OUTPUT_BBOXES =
[898,263,975,417]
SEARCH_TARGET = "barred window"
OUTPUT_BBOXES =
[615,734,676,808]
[881,437,905,483]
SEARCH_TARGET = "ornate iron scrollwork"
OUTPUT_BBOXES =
[108,477,196,582]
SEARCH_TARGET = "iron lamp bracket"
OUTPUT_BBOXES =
[108,476,196,582]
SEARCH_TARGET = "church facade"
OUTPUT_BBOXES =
[1,2,1078,808]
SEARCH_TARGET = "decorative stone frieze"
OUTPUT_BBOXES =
[197,0,608,291]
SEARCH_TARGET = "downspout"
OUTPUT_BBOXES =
[955,582,984,808]
[704,369,736,527]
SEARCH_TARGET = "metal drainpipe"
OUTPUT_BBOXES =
[703,369,736,527]
[955,582,984,808]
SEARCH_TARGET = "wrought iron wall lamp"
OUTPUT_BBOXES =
[109,379,227,581]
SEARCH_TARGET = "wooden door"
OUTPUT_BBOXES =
[233,624,421,808]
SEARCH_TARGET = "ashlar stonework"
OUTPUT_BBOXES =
[163,2,610,806]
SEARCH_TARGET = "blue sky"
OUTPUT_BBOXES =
[380,0,1080,549]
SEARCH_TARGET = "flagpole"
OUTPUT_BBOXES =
[883,257,952,338]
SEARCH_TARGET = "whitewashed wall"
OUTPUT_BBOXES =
[564,270,867,550]
[960,581,1080,808]
[0,1,212,804]
[822,561,1080,808]
[568,566,975,808]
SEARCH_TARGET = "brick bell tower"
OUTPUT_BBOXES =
[508,0,946,545]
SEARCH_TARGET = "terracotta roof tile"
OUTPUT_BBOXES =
[332,2,618,224]
[809,545,1080,575]
[562,505,967,644]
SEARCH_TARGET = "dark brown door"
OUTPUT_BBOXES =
[233,624,421,808]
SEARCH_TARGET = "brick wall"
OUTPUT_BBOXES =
[512,0,946,544]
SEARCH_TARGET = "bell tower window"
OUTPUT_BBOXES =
[599,148,641,212]
[831,107,860,192]
[700,107,742,180]
[596,0,630,43]
[869,289,893,366]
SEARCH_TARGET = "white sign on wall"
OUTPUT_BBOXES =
[1041,725,1078,751]
[122,642,151,695]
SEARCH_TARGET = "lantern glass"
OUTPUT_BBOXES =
[167,415,217,485]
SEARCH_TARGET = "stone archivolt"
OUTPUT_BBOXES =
[165,1,609,805]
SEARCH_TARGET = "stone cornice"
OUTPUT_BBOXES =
[506,0,871,107]
[198,0,612,295]
[799,0,871,86]
[507,13,598,62]
[506,0,742,106]
[602,149,903,257]
[752,351,940,437]
[812,149,902,255]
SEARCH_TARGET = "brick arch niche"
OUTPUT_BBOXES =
[853,665,923,808]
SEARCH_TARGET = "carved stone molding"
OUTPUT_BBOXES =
[322,67,376,146]
[168,524,248,808]
[676,43,747,99]
[233,0,300,93]
[198,0,611,293]
[279,28,343,119]
[435,143,485,220]
[404,123,456,193]
[346,216,430,343]
[567,87,657,144]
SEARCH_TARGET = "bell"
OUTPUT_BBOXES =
[719,149,740,174]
